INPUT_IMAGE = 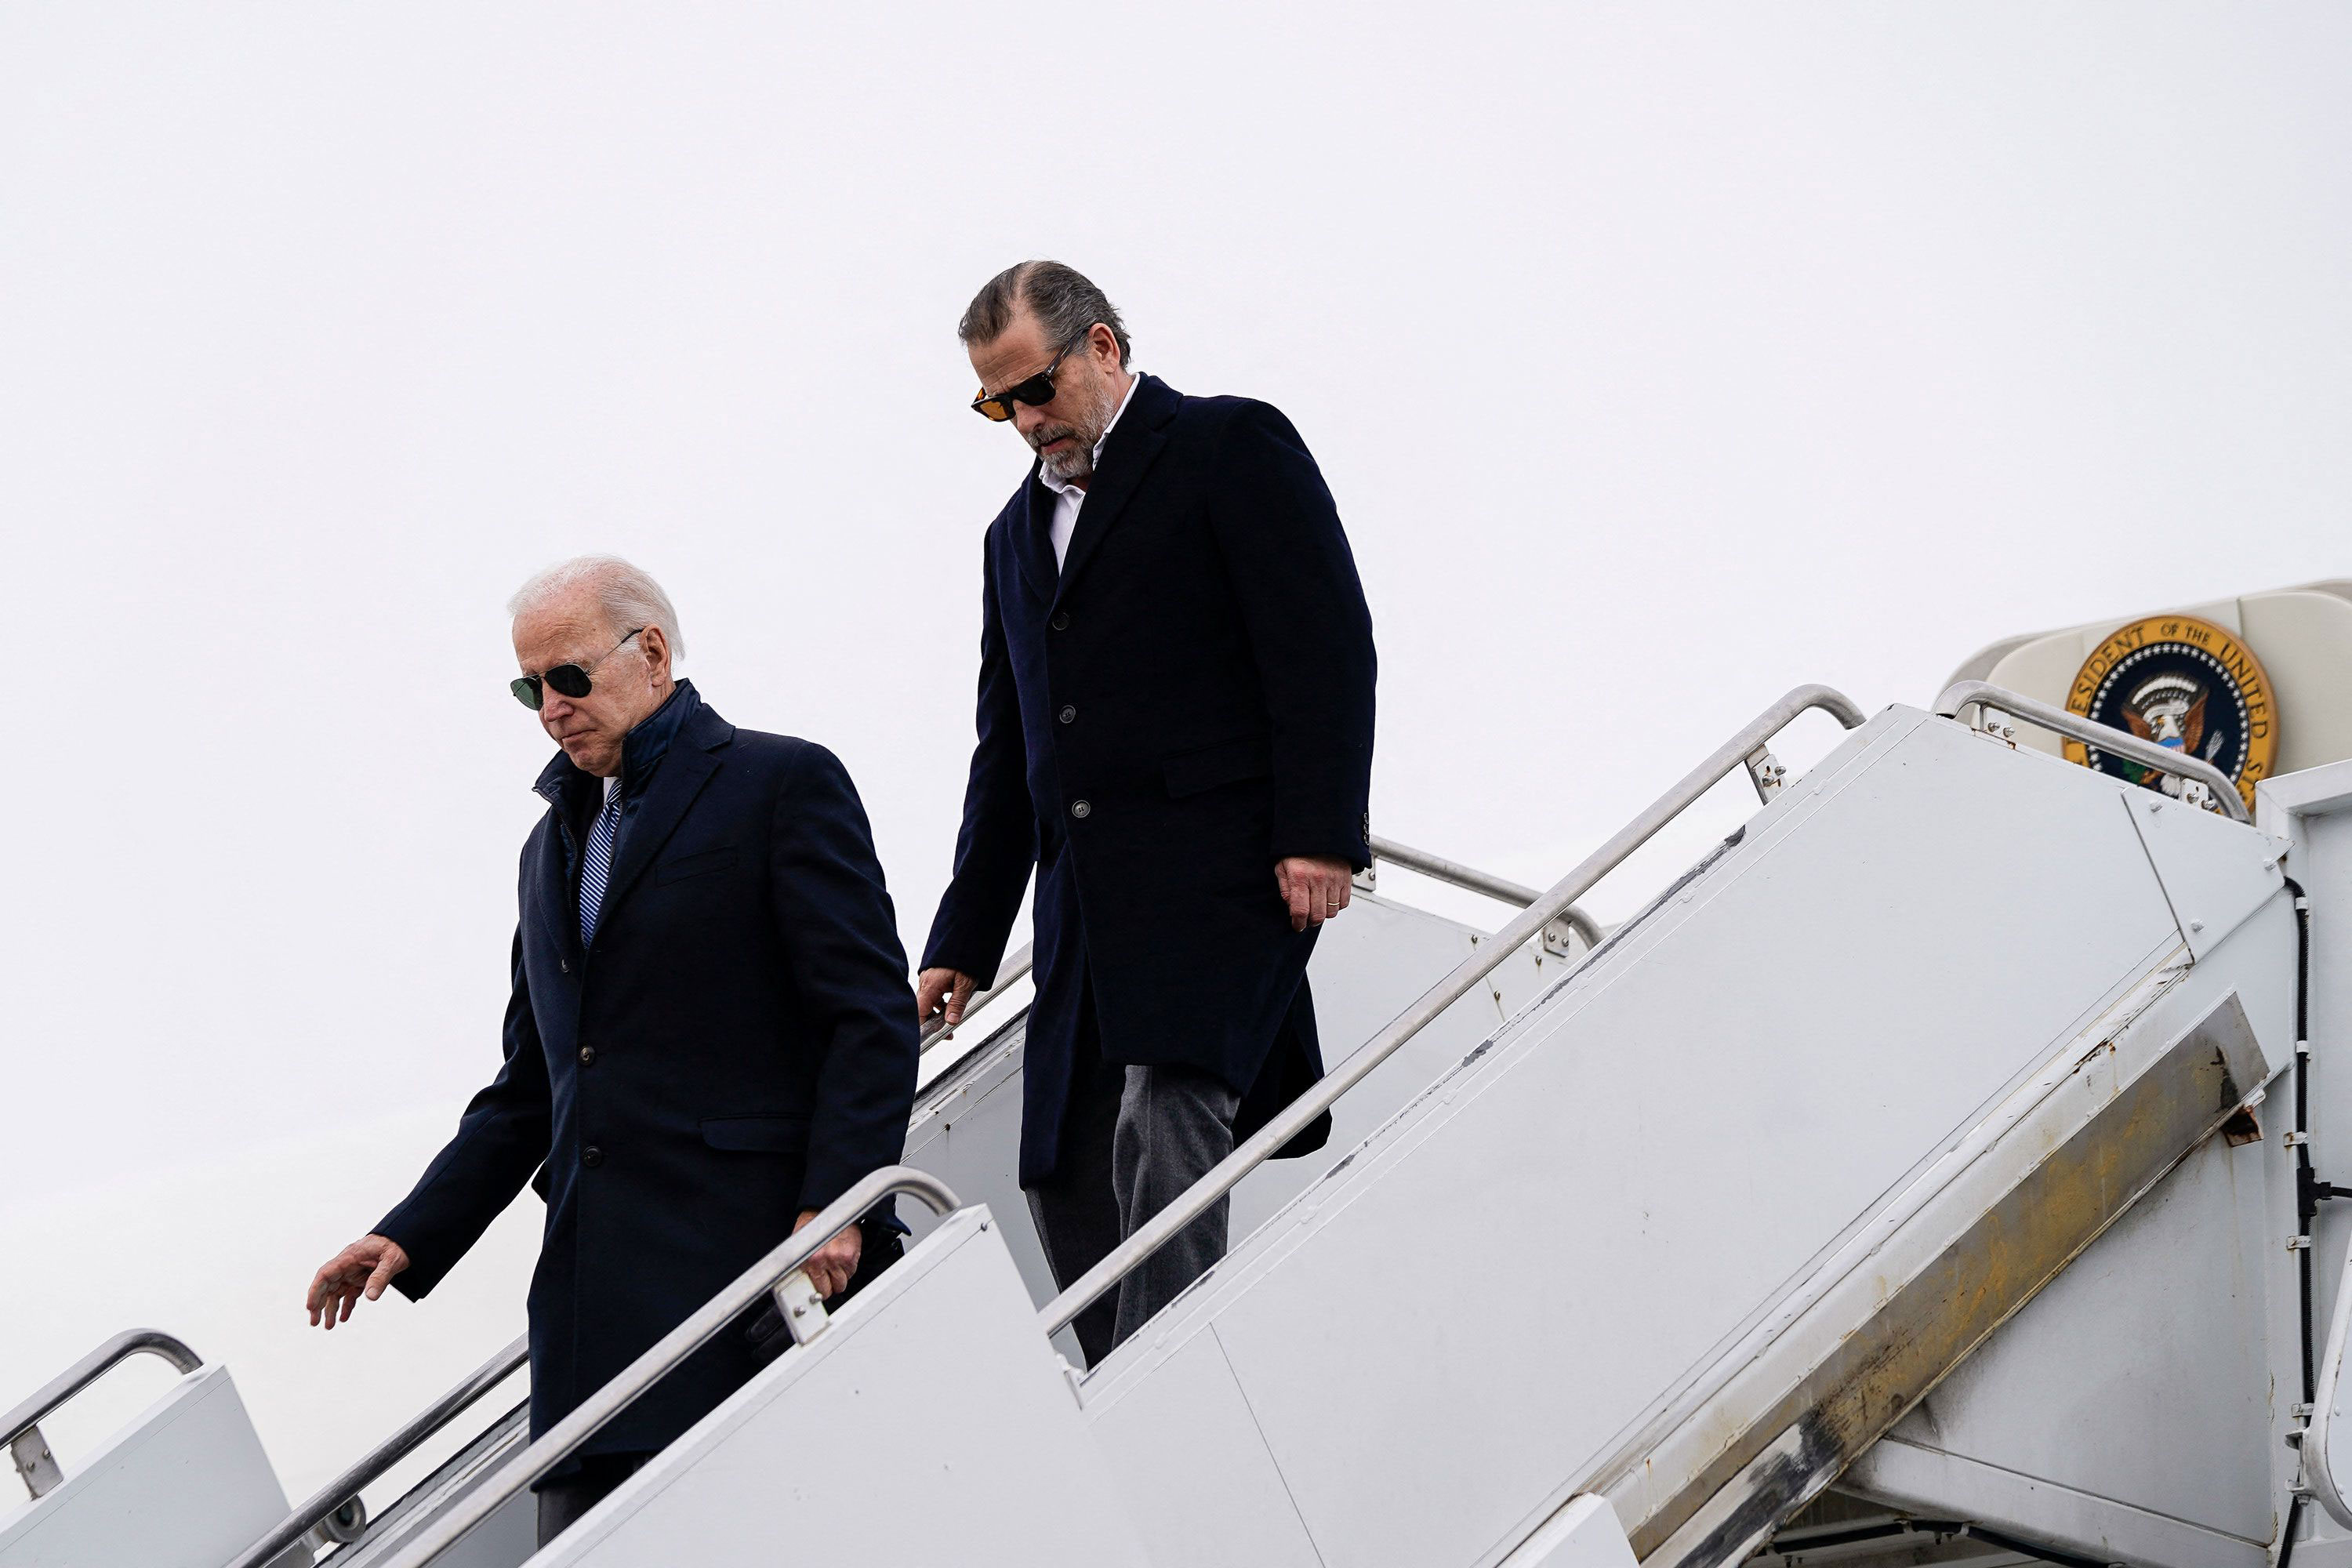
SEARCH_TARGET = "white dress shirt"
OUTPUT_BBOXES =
[1039,372,1142,570]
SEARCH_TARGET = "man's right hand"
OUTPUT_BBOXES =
[916,967,978,1038]
[306,1233,410,1330]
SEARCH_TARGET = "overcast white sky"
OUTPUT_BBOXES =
[5,2,2350,1501]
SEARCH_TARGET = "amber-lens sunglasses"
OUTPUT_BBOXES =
[970,339,1086,422]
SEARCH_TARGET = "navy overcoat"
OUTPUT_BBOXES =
[376,683,918,1464]
[922,375,1377,1185]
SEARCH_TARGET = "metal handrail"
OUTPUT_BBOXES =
[1370,836,1604,949]
[916,942,1034,1052]
[914,835,1602,1059]
[376,1166,960,1568]
[1934,680,2252,824]
[226,1334,529,1568]
[1040,683,1870,1334]
[2,1329,201,1450]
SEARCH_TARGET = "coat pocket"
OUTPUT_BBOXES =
[657,844,739,886]
[699,1113,810,1153]
[1162,733,1273,799]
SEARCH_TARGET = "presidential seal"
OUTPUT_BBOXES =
[2063,613,2277,813]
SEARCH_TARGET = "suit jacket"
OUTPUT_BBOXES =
[922,375,1377,1185]
[376,682,918,1462]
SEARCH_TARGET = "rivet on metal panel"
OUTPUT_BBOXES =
[2189,919,2206,933]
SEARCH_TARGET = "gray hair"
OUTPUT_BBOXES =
[959,260,1131,366]
[507,554,685,663]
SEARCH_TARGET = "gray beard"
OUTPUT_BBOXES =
[1040,442,1094,485]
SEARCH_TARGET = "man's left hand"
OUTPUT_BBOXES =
[1276,855,1355,931]
[793,1209,863,1299]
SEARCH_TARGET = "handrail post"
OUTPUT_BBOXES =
[1040,684,1871,1338]
[1933,680,2252,823]
[3,1329,203,1500]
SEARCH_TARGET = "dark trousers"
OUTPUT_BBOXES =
[1027,982,1242,1367]
[536,1451,649,1547]
[533,1220,906,1547]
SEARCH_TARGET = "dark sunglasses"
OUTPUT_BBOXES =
[970,340,1081,422]
[510,628,644,710]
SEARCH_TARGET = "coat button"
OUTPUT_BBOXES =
[1058,705,1076,724]
[1070,800,1092,819]
[582,1145,604,1168]
[560,957,571,974]
[579,1045,597,1066]
[1051,612,1070,631]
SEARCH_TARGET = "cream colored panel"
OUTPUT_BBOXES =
[2239,590,2352,772]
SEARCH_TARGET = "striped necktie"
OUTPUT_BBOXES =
[579,783,624,949]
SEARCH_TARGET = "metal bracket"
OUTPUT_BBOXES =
[1540,917,1584,960]
[1965,703,2020,747]
[1352,862,1377,894]
[1742,746,1788,804]
[774,1269,831,1346]
[10,1425,62,1500]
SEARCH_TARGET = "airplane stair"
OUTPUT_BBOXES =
[3,683,2321,1568]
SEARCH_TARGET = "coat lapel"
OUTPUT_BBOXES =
[530,758,586,964]
[1011,470,1059,605]
[597,709,731,916]
[1051,374,1178,612]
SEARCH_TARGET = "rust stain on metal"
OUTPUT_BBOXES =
[1633,1019,2246,1566]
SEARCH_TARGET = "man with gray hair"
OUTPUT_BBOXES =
[920,262,1377,1363]
[303,554,920,1543]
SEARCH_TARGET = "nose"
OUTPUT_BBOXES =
[1013,401,1051,438]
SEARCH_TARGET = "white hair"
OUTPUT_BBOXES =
[507,554,685,663]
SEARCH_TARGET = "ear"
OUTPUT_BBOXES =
[638,624,674,682]
[1085,321,1123,368]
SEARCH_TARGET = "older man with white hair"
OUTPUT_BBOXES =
[303,555,920,1544]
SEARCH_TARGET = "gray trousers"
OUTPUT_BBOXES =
[1028,1049,1241,1367]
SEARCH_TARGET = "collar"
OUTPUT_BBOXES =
[533,678,701,809]
[1038,370,1142,499]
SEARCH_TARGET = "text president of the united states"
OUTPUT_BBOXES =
[303,555,920,1544]
[916,262,1377,1365]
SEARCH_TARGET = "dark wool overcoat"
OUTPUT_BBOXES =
[921,374,1377,1185]
[376,682,918,1465]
